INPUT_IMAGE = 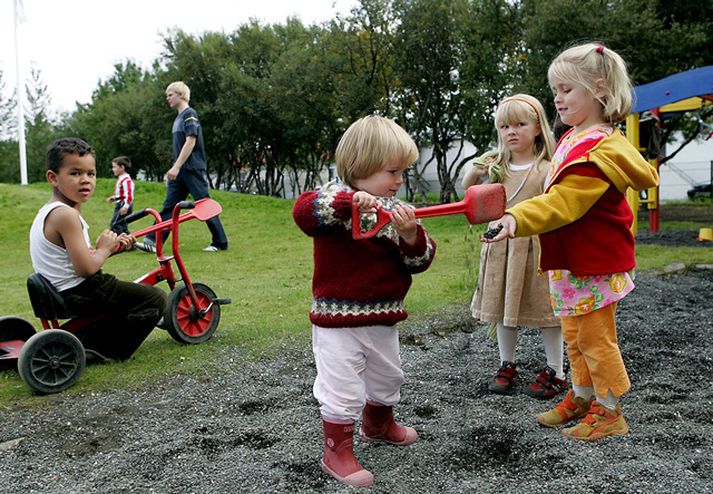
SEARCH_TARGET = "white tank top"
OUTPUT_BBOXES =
[29,202,91,291]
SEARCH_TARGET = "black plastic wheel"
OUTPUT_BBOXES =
[18,330,85,394]
[0,316,36,343]
[165,282,220,344]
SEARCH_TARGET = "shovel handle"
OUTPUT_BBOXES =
[351,206,393,240]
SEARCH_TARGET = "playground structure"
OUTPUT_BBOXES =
[626,65,713,233]
[0,198,231,394]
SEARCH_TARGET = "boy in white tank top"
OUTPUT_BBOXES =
[29,138,166,361]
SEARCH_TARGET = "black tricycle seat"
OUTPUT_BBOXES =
[27,273,76,321]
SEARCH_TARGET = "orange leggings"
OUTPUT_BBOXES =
[560,302,630,398]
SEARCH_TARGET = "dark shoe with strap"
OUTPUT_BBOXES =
[488,361,517,394]
[523,366,568,399]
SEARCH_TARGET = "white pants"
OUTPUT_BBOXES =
[312,325,405,422]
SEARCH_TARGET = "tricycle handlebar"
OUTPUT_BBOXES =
[122,209,150,225]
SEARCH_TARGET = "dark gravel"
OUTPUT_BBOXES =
[1,268,712,494]
[636,229,713,248]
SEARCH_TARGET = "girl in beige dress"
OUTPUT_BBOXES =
[462,94,566,399]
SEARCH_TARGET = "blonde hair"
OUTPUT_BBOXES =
[335,115,419,186]
[488,94,555,182]
[548,42,632,123]
[166,81,191,102]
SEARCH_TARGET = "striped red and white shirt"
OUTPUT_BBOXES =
[112,173,134,207]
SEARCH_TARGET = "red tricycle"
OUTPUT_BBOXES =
[0,198,231,394]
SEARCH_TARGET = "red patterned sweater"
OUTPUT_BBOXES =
[293,181,436,328]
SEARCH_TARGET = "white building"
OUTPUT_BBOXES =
[418,140,480,196]
[658,132,713,201]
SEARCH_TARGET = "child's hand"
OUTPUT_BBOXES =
[115,233,135,253]
[481,214,516,243]
[95,229,120,254]
[353,191,381,213]
[391,204,418,245]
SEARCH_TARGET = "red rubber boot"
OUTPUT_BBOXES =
[360,402,418,446]
[321,419,374,487]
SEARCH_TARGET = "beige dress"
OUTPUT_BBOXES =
[471,162,559,328]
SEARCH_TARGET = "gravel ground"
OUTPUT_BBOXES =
[1,267,712,494]
[636,229,713,248]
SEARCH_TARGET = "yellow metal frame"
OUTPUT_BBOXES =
[625,114,660,235]
[625,114,642,234]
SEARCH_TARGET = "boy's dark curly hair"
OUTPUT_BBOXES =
[46,138,95,173]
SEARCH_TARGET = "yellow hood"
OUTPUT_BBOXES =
[586,129,659,193]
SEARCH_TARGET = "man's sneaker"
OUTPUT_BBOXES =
[488,361,517,394]
[202,244,227,252]
[523,367,568,399]
[561,401,629,441]
[135,240,156,253]
[537,389,593,427]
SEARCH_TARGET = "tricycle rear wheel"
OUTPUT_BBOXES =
[18,329,85,394]
[165,283,220,344]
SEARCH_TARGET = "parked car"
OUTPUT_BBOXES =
[687,182,712,199]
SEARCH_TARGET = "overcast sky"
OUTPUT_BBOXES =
[0,0,357,114]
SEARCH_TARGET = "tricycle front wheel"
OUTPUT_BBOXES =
[165,283,220,344]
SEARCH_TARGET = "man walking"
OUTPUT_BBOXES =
[138,81,228,252]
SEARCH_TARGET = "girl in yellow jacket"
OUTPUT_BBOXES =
[484,43,659,441]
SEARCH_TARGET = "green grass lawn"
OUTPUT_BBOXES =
[1,180,712,405]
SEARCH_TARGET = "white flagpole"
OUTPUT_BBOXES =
[14,0,28,185]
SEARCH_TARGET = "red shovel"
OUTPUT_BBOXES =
[352,183,506,239]
[131,198,223,238]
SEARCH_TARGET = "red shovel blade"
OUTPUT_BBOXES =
[132,198,223,238]
[415,184,505,224]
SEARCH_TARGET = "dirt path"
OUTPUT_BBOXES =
[1,268,712,493]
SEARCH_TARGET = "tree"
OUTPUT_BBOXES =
[0,68,20,183]
[69,61,168,181]
[518,0,713,123]
[268,21,341,195]
[327,0,400,120]
[459,0,522,186]
[393,0,516,203]
[24,65,60,182]
[0,68,17,141]
[161,21,345,197]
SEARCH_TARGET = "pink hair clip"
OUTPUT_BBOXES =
[596,44,605,54]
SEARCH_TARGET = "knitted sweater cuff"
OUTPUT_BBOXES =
[331,191,355,221]
[399,225,428,257]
